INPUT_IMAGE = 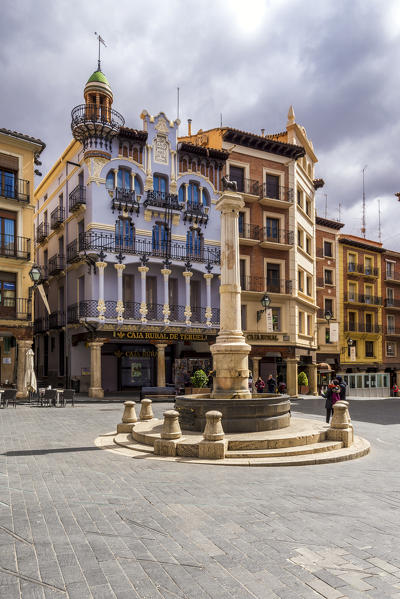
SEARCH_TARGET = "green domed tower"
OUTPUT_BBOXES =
[71,66,124,159]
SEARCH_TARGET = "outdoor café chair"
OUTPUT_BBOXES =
[43,389,58,407]
[61,389,75,407]
[3,389,17,408]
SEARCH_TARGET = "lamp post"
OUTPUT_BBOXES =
[324,310,333,344]
[257,293,271,322]
[29,264,42,287]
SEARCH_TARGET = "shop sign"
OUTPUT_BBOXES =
[246,333,278,341]
[114,350,157,358]
[112,331,210,342]
[329,322,339,343]
[2,357,11,364]
[266,308,273,333]
[81,367,90,375]
[350,346,356,361]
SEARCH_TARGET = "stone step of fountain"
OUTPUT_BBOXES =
[227,430,326,451]
[225,440,343,459]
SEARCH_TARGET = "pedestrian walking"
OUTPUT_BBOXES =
[393,383,399,397]
[266,374,277,393]
[255,377,265,393]
[336,375,347,401]
[323,379,341,423]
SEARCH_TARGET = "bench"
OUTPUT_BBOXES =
[140,386,176,402]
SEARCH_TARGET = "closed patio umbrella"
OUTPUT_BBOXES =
[24,348,37,395]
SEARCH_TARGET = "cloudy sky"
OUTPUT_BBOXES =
[2,0,400,248]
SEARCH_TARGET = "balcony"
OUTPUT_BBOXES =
[0,298,31,321]
[71,104,125,143]
[386,328,400,336]
[260,183,293,204]
[239,223,261,246]
[50,206,65,230]
[144,190,182,211]
[385,271,400,283]
[0,177,30,203]
[234,178,261,197]
[34,315,49,334]
[36,222,49,243]
[49,310,65,329]
[316,277,325,288]
[347,263,379,277]
[260,228,294,248]
[241,275,292,294]
[69,185,86,212]
[344,321,382,333]
[0,235,30,260]
[385,298,400,308]
[67,300,220,326]
[111,187,140,215]
[183,203,208,226]
[67,239,79,263]
[78,232,221,265]
[344,293,382,306]
[48,254,65,276]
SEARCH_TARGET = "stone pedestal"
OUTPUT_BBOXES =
[117,401,137,433]
[139,399,154,421]
[199,410,226,459]
[16,339,32,398]
[327,401,354,447]
[211,191,251,399]
[156,343,167,387]
[308,363,318,396]
[88,341,104,398]
[154,409,182,456]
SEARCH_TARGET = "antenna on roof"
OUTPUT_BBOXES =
[338,202,342,222]
[378,199,382,243]
[361,165,368,238]
[177,87,180,121]
[220,113,223,128]
[94,32,107,71]
[324,193,328,219]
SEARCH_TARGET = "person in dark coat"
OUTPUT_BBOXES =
[336,375,347,401]
[324,383,334,423]
[266,374,276,393]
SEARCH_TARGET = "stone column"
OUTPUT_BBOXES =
[210,190,251,399]
[286,358,299,398]
[156,343,168,387]
[96,261,107,320]
[203,273,213,326]
[184,182,189,204]
[183,270,193,325]
[170,150,177,193]
[138,265,149,322]
[88,341,104,398]
[16,339,32,398]
[252,356,261,381]
[308,362,318,396]
[114,263,125,322]
[131,172,136,191]
[113,168,118,188]
[161,268,171,324]
[145,144,153,189]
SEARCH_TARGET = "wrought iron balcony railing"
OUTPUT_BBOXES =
[385,271,400,282]
[0,298,31,321]
[240,275,293,294]
[261,228,294,245]
[49,310,65,329]
[67,300,220,325]
[344,293,382,305]
[144,190,182,211]
[344,321,382,333]
[69,184,86,212]
[183,203,209,226]
[48,254,65,276]
[261,183,294,202]
[386,327,400,335]
[239,223,261,240]
[233,178,261,195]
[0,177,30,203]
[385,298,400,308]
[67,239,79,263]
[77,232,221,265]
[111,188,140,214]
[71,104,125,132]
[36,223,49,243]
[0,235,30,260]
[34,315,49,334]
[50,206,65,230]
[347,263,379,276]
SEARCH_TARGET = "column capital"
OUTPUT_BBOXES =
[183,270,193,278]
[113,168,118,174]
[252,356,262,362]
[114,263,126,271]
[88,340,105,348]
[215,191,245,213]
[203,273,213,280]
[138,266,149,273]
[95,261,107,269]
[17,339,33,348]
[155,343,168,351]
[161,268,172,276]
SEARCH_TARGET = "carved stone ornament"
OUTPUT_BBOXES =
[97,299,106,320]
[221,175,237,192]
[154,134,169,165]
[86,157,109,185]
[155,116,169,134]
[116,300,125,322]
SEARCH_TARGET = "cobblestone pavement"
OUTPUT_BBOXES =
[1,397,400,599]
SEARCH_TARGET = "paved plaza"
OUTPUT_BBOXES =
[0,398,399,599]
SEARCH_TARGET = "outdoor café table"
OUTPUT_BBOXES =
[0,390,4,407]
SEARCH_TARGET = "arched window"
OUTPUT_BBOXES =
[106,171,114,190]
[132,147,139,162]
[187,182,207,206]
[178,186,185,204]
[186,228,203,258]
[115,219,134,248]
[153,174,168,197]
[134,177,143,197]
[202,188,209,207]
[122,144,129,158]
[117,168,131,190]
[152,223,169,253]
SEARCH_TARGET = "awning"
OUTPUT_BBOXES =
[318,362,332,373]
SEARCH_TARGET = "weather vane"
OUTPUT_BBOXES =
[94,32,107,71]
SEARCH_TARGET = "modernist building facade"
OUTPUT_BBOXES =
[0,128,45,394]
[34,67,226,396]
[181,107,321,396]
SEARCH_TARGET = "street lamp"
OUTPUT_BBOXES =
[324,310,333,324]
[257,293,271,322]
[29,264,42,287]
[347,338,354,347]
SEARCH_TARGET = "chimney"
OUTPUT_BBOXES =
[261,129,265,137]
[188,119,192,136]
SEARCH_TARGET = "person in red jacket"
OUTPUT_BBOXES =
[255,377,265,393]
[393,383,399,397]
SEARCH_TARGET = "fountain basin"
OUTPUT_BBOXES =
[174,394,290,433]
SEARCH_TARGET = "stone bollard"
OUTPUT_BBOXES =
[327,401,354,447]
[154,410,182,456]
[117,401,137,433]
[203,410,224,441]
[199,410,226,459]
[139,399,154,421]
